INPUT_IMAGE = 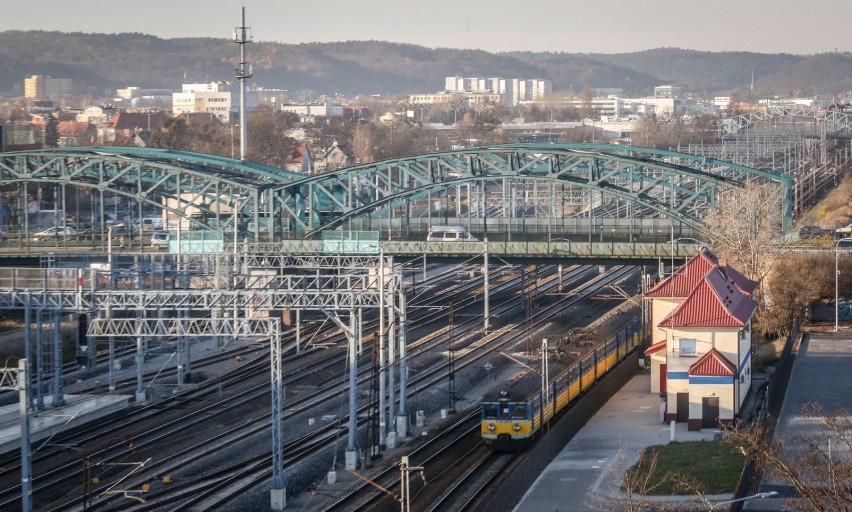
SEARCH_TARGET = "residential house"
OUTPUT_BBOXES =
[283,142,313,174]
[644,248,758,430]
[57,121,97,146]
[313,141,354,174]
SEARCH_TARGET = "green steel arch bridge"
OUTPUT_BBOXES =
[0,143,793,258]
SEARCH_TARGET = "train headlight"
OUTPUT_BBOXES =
[487,423,496,431]
[513,423,521,432]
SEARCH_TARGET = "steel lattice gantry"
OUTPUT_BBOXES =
[0,254,403,509]
[274,143,793,234]
[720,107,852,138]
[0,144,793,240]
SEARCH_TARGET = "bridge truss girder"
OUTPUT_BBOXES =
[0,147,299,238]
[274,143,792,234]
[721,107,852,138]
[0,144,793,240]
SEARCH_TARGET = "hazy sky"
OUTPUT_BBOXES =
[2,0,849,55]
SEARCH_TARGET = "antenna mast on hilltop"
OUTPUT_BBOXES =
[234,7,253,161]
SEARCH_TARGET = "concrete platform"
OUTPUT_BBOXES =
[0,393,130,455]
[513,372,729,511]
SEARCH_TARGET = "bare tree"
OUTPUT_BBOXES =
[702,182,787,285]
[727,404,852,512]
[762,253,835,336]
[580,83,593,120]
[590,445,707,512]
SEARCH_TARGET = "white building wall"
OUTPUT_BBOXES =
[172,82,258,123]
[663,326,742,419]
[649,351,666,394]
[737,324,752,409]
[445,76,463,92]
[649,298,679,344]
[688,381,735,424]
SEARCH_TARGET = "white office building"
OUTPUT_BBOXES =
[172,82,259,123]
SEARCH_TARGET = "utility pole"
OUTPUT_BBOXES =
[1,360,31,512]
[399,456,425,512]
[233,7,252,161]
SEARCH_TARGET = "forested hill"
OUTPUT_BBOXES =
[1,30,850,98]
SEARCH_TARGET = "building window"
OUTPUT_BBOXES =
[678,338,697,357]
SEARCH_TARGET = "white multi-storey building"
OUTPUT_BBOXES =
[446,76,553,106]
[172,82,259,123]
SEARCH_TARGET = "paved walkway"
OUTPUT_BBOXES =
[513,372,730,512]
[746,332,852,511]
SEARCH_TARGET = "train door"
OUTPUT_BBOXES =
[660,364,667,392]
[702,397,720,428]
[676,393,689,422]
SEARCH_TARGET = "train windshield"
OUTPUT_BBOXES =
[482,403,499,419]
[511,403,527,419]
[482,402,527,420]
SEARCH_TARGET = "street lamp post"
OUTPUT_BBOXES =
[541,338,550,430]
[107,224,117,392]
[710,491,778,510]
[836,240,840,332]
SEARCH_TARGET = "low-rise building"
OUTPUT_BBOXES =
[644,249,758,430]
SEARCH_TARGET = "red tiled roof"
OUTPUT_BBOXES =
[644,248,718,299]
[644,340,667,356]
[56,121,93,137]
[688,348,737,376]
[722,265,759,297]
[659,267,757,328]
[111,112,165,131]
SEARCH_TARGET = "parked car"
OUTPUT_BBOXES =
[671,237,707,247]
[798,225,824,238]
[31,226,78,242]
[838,238,852,250]
[836,223,852,235]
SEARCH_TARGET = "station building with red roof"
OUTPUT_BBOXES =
[643,248,758,430]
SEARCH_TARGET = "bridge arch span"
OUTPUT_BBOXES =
[0,144,790,243]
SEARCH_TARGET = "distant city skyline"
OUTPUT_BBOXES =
[3,0,850,56]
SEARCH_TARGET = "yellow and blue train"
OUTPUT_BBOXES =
[481,317,642,449]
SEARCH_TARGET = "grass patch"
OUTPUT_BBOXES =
[625,440,745,495]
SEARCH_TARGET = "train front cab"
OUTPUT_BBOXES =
[481,390,534,450]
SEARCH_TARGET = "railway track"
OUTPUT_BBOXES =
[0,263,636,511]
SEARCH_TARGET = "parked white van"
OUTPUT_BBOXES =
[426,225,478,242]
[135,216,164,231]
[151,231,170,246]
